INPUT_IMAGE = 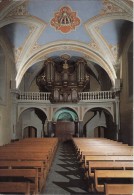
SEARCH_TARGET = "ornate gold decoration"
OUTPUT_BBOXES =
[50,6,80,33]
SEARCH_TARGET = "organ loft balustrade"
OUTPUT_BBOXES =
[17,90,118,103]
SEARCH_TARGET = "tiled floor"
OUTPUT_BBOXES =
[41,140,104,195]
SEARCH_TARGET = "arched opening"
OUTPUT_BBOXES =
[23,126,37,138]
[83,107,115,140]
[17,107,48,139]
[94,126,105,138]
[52,107,79,141]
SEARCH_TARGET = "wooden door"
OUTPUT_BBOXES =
[55,121,75,141]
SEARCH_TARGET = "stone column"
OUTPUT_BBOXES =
[47,121,52,137]
[79,121,83,137]
[115,96,120,141]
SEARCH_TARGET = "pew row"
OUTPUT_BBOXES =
[88,161,133,178]
[94,170,133,192]
[0,182,30,195]
[105,184,133,195]
[0,169,38,194]
[0,138,58,194]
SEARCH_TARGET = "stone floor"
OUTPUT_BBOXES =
[41,140,104,195]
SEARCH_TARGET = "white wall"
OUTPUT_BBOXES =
[0,32,15,145]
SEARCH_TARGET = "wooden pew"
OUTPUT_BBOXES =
[88,161,133,177]
[0,182,30,195]
[0,147,56,168]
[80,150,133,163]
[79,146,132,158]
[94,170,133,192]
[0,152,51,175]
[0,137,58,194]
[0,168,38,194]
[0,160,46,191]
[84,155,133,169]
[105,184,133,195]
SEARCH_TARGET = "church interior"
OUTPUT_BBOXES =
[0,0,133,194]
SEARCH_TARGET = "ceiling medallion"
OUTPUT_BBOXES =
[50,6,80,33]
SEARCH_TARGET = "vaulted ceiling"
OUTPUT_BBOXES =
[0,0,133,88]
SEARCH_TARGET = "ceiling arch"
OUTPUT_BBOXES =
[85,12,133,66]
[16,40,117,88]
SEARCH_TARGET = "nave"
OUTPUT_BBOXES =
[42,140,100,195]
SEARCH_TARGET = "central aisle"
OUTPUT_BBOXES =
[41,140,104,195]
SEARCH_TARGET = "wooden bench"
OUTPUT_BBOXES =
[0,160,46,191]
[84,155,133,169]
[0,182,30,195]
[0,147,56,167]
[88,161,133,177]
[0,137,59,194]
[80,150,133,162]
[105,184,133,195]
[0,168,38,194]
[94,170,133,192]
[0,152,51,175]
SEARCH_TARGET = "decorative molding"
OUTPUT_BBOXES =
[7,1,29,17]
[0,0,11,12]
[50,6,80,33]
[100,0,124,15]
[14,47,22,63]
[88,40,102,53]
[110,0,133,14]
[32,42,41,51]
[0,1,26,19]
[110,44,119,61]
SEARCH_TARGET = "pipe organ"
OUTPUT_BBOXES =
[36,55,90,103]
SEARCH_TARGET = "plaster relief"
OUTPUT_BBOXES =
[50,6,80,33]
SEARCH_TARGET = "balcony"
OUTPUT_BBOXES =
[17,90,117,103]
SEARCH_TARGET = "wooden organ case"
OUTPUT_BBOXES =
[36,54,90,103]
